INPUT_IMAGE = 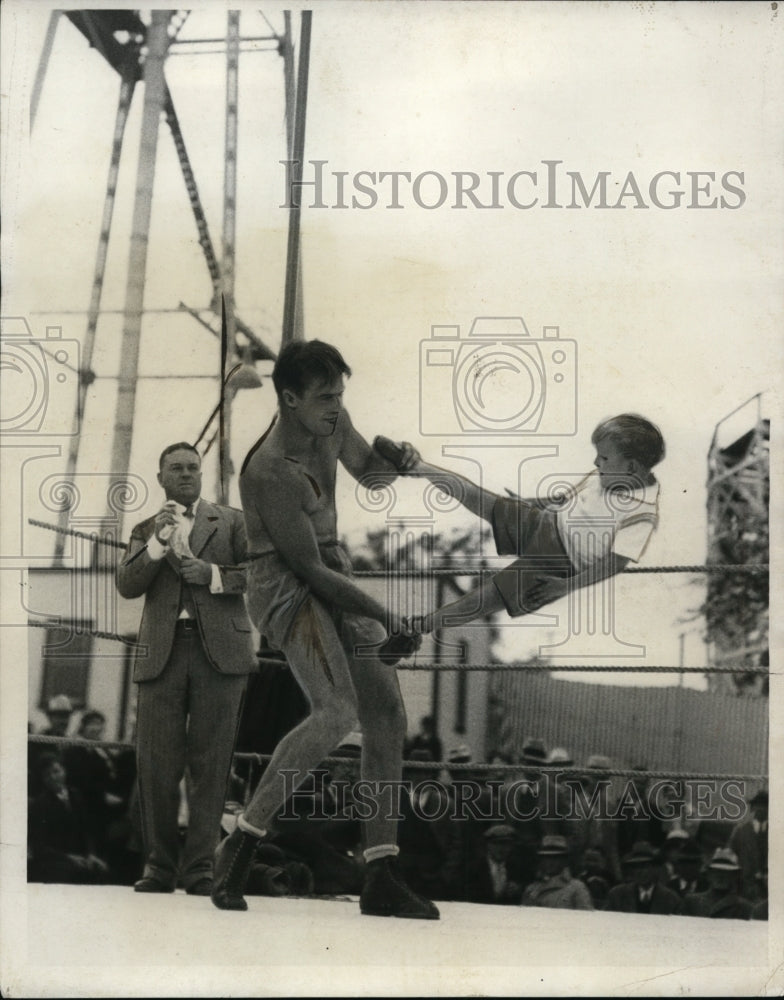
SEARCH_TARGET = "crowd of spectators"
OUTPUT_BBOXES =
[28,699,768,922]
[27,695,141,886]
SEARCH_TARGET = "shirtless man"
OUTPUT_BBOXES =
[211,339,438,919]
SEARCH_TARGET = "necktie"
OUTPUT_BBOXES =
[170,505,194,559]
[176,504,197,617]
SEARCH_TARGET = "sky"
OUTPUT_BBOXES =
[1,1,782,681]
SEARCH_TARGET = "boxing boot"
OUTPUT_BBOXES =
[211,826,258,911]
[359,856,440,919]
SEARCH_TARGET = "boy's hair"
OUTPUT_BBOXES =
[272,340,352,398]
[591,414,665,469]
[159,441,200,470]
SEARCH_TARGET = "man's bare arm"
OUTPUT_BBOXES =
[337,411,419,482]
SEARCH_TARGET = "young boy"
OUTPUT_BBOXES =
[394,414,664,632]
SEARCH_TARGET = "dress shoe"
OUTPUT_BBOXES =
[185,877,213,896]
[134,875,175,893]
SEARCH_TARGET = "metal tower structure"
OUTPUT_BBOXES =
[704,394,770,696]
[31,9,312,552]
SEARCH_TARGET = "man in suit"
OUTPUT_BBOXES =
[116,442,256,895]
[682,847,753,919]
[606,840,682,915]
[729,789,768,901]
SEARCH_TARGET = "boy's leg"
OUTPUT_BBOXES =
[211,596,358,910]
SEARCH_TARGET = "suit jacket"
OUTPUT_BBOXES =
[681,888,752,920]
[607,880,682,915]
[729,821,767,900]
[116,500,255,680]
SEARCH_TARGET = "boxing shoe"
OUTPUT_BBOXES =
[211,826,258,911]
[359,856,440,920]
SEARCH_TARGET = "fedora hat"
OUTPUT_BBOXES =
[520,738,547,766]
[537,835,568,856]
[623,841,658,866]
[708,848,740,871]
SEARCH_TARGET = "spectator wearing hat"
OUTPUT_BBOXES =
[28,694,75,797]
[659,828,690,884]
[440,743,493,900]
[682,848,752,919]
[463,824,525,906]
[617,765,667,859]
[729,789,768,902]
[492,739,548,890]
[405,715,443,765]
[63,709,139,885]
[607,841,682,915]
[266,733,365,896]
[576,846,615,910]
[539,745,577,846]
[520,835,593,910]
[28,752,109,885]
[665,838,709,898]
[564,754,622,883]
[397,749,452,901]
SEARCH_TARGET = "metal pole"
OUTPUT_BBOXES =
[219,10,240,504]
[282,11,305,341]
[55,69,137,563]
[281,10,312,347]
[30,10,61,132]
[108,11,171,509]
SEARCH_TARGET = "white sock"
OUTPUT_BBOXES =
[237,813,267,838]
[364,843,400,864]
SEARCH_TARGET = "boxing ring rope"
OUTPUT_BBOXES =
[26,516,769,782]
[25,619,768,675]
[26,518,769,576]
[25,734,768,783]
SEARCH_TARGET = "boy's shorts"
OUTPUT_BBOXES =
[247,543,385,656]
[491,497,575,617]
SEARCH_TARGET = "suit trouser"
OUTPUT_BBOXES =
[135,621,247,887]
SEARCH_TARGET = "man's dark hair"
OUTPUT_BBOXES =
[272,340,352,398]
[159,442,201,470]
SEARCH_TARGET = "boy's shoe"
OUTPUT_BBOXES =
[211,827,258,911]
[359,856,440,919]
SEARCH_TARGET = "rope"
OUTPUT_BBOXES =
[26,735,766,783]
[28,519,127,549]
[28,620,136,644]
[28,621,767,674]
[27,520,768,575]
